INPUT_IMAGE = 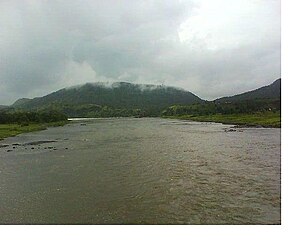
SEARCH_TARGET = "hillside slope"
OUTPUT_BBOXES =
[12,82,202,117]
[162,78,281,121]
[0,105,9,110]
[216,78,281,102]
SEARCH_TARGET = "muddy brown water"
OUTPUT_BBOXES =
[0,118,280,224]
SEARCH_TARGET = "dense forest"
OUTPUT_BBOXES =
[12,82,202,115]
[2,79,281,121]
[0,109,68,124]
[216,79,280,102]
[162,79,281,117]
[17,103,163,118]
[0,97,281,122]
[162,98,280,116]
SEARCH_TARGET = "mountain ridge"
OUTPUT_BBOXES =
[12,82,203,117]
[216,78,281,102]
[10,78,281,117]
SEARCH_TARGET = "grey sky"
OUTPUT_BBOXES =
[0,0,280,105]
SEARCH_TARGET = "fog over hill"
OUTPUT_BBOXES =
[0,1,280,104]
[0,105,9,110]
[12,82,202,117]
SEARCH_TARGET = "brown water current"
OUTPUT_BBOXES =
[0,118,281,224]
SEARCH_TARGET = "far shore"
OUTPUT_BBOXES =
[163,112,281,128]
[0,112,280,141]
[0,121,68,141]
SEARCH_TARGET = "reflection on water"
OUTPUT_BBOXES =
[0,118,280,224]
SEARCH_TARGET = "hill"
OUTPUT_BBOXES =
[216,78,281,102]
[12,82,202,117]
[12,98,32,107]
[0,105,9,110]
[162,78,281,120]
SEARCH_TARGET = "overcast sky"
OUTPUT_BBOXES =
[0,0,280,105]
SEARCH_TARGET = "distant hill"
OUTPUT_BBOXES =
[216,78,281,102]
[162,78,281,117]
[12,98,32,107]
[12,82,202,117]
[0,105,8,109]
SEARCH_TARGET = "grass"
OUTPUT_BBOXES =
[0,121,68,140]
[1,112,280,140]
[164,112,281,128]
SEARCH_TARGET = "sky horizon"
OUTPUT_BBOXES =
[0,0,280,105]
[3,77,280,106]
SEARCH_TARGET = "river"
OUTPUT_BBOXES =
[0,118,281,224]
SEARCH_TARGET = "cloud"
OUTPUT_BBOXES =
[0,0,280,104]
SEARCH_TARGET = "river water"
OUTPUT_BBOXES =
[0,118,280,224]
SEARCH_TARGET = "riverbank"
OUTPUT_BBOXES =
[0,117,280,224]
[163,112,280,128]
[0,121,68,141]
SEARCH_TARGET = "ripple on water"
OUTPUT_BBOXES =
[0,118,280,224]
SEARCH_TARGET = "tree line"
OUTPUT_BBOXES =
[0,109,68,124]
[161,99,281,116]
[1,97,281,123]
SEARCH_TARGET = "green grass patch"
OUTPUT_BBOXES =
[0,121,68,140]
[164,112,281,128]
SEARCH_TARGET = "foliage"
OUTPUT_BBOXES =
[161,78,281,127]
[217,79,281,102]
[12,82,202,117]
[0,122,67,140]
[162,98,280,116]
[0,109,68,124]
[164,112,281,128]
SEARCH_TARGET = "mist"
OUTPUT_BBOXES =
[0,0,280,104]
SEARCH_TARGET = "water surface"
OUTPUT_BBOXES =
[0,118,281,224]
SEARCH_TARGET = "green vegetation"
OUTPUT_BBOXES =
[217,78,281,103]
[0,122,67,140]
[0,109,68,140]
[2,79,280,130]
[161,100,281,128]
[161,79,281,128]
[12,82,202,117]
[164,112,280,128]
[162,96,280,116]
[0,109,68,124]
[31,103,158,118]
